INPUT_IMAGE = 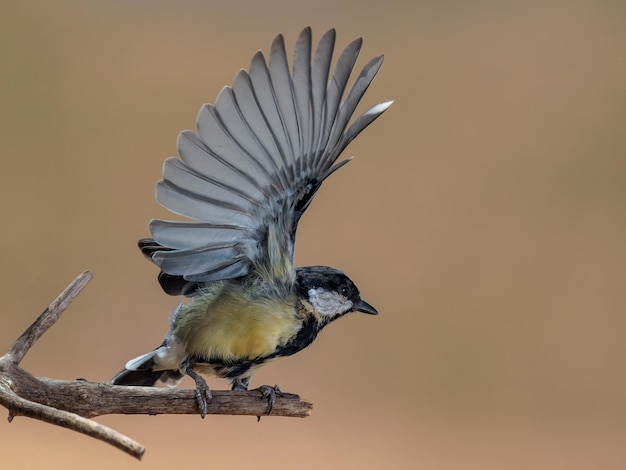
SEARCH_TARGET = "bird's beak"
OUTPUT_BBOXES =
[356,299,378,315]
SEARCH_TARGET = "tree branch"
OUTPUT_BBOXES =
[0,272,313,460]
[7,271,93,365]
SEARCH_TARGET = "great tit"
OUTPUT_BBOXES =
[111,27,392,416]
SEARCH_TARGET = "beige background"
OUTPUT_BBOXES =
[1,1,625,468]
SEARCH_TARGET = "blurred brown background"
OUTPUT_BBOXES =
[1,1,625,468]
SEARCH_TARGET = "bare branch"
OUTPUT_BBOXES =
[7,271,93,365]
[0,272,313,460]
[11,367,312,419]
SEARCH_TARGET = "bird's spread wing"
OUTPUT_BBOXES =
[144,27,392,293]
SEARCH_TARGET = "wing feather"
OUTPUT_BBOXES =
[320,55,385,171]
[213,86,278,195]
[162,157,261,209]
[156,180,254,227]
[153,244,244,276]
[268,34,300,169]
[248,51,291,170]
[314,37,362,169]
[309,29,335,161]
[143,28,391,293]
[231,69,290,191]
[334,100,394,159]
[150,220,250,249]
[291,27,312,167]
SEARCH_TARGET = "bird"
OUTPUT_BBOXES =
[111,27,392,417]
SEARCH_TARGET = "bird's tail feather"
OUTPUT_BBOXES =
[111,349,184,387]
[111,368,168,387]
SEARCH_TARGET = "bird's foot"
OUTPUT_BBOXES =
[254,384,282,417]
[185,367,212,418]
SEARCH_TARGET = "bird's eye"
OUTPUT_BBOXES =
[340,286,350,296]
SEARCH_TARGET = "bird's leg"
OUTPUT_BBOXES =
[182,360,212,418]
[231,376,250,391]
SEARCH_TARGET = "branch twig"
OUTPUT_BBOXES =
[0,272,313,460]
[7,271,93,365]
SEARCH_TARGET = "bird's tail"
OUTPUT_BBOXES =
[111,350,184,387]
[111,368,167,386]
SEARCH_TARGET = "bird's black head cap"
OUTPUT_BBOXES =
[295,266,378,316]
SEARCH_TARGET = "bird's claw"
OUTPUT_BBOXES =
[255,384,282,417]
[194,380,212,418]
[185,366,212,418]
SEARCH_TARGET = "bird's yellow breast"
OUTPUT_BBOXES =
[172,284,301,362]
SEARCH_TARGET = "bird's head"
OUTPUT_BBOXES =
[296,266,378,322]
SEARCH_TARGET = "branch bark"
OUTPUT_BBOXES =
[0,272,313,460]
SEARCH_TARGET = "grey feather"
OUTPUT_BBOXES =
[268,34,300,166]
[176,129,259,199]
[152,244,245,276]
[324,55,385,165]
[248,51,291,170]
[145,28,391,289]
[213,86,277,196]
[314,37,362,169]
[150,220,250,249]
[185,258,250,282]
[194,107,266,195]
[231,69,290,191]
[156,180,254,227]
[335,100,394,158]
[309,29,335,160]
[291,27,312,165]
[162,157,261,209]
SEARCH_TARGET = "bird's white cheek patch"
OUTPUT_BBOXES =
[308,288,353,316]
